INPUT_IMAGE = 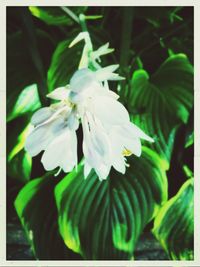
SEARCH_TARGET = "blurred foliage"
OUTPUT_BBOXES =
[7,6,194,260]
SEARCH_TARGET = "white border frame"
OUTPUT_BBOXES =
[1,1,200,266]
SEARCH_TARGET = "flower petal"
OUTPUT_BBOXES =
[47,87,70,100]
[84,160,92,178]
[25,118,65,157]
[41,128,77,172]
[82,113,111,177]
[112,154,126,174]
[70,68,97,93]
[31,107,54,126]
[92,96,129,126]
[124,138,142,157]
[68,112,79,130]
[124,123,154,142]
[95,163,111,181]
[95,65,125,81]
[109,131,126,173]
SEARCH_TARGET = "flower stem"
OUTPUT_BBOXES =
[60,7,79,24]
[79,14,88,32]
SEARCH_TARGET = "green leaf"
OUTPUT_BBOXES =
[7,116,32,182]
[153,178,194,260]
[7,31,37,118]
[55,147,168,259]
[129,54,193,163]
[7,84,41,122]
[85,15,103,20]
[14,174,82,259]
[29,6,87,26]
[47,36,83,92]
[7,29,54,118]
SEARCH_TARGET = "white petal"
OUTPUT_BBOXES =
[112,154,126,174]
[38,105,70,127]
[69,32,90,48]
[25,125,49,157]
[84,160,92,178]
[68,112,79,130]
[126,123,154,142]
[25,118,65,157]
[110,125,142,157]
[95,64,119,79]
[47,87,70,100]
[91,86,119,99]
[41,128,77,172]
[92,96,129,126]
[95,65,124,81]
[62,131,77,172]
[124,138,142,157]
[109,131,126,173]
[95,163,111,181]
[91,43,114,60]
[82,114,111,177]
[70,68,97,93]
[31,107,54,126]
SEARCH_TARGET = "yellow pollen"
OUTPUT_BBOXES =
[122,148,132,156]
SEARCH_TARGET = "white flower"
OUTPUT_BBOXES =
[68,68,154,180]
[25,87,79,173]
[25,67,154,180]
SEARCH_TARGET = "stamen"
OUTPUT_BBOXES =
[122,148,132,156]
[54,167,62,177]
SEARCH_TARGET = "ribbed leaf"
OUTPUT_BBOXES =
[55,147,168,259]
[14,174,82,259]
[153,178,194,260]
[129,54,193,163]
[29,7,87,26]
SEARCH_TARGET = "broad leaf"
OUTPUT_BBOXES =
[55,147,168,259]
[129,54,193,164]
[14,174,82,260]
[29,6,87,26]
[7,117,32,182]
[153,178,194,260]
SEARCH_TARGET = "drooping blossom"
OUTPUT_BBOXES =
[25,66,154,180]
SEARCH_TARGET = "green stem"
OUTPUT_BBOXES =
[120,8,134,73]
[119,8,134,102]
[79,14,88,32]
[60,6,79,24]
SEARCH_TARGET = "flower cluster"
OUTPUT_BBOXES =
[25,37,154,180]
